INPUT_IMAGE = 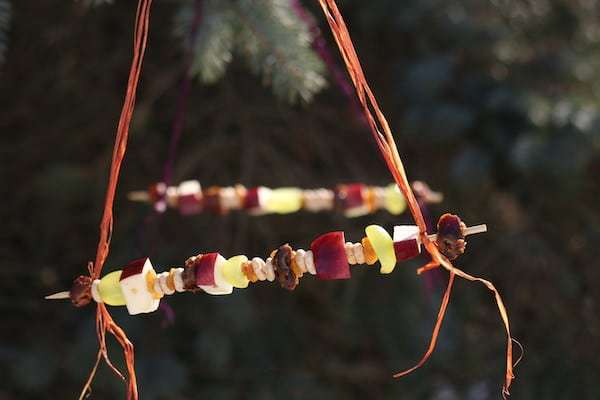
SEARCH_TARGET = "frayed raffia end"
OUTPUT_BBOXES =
[79,302,137,400]
[315,0,521,396]
[445,260,518,398]
[392,270,456,379]
[393,240,522,398]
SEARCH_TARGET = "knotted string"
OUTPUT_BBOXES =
[315,0,519,396]
[80,0,153,399]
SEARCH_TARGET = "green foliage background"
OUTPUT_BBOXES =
[1,0,599,399]
[0,0,9,64]
[175,0,327,103]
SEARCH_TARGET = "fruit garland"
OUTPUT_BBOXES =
[127,180,443,217]
[58,214,485,312]
[46,0,520,399]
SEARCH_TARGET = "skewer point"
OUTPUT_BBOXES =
[427,224,488,242]
[464,224,487,236]
[127,191,150,202]
[45,291,71,300]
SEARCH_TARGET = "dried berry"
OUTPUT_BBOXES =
[436,213,467,260]
[70,275,93,307]
[272,244,298,291]
[203,186,223,214]
[182,255,202,292]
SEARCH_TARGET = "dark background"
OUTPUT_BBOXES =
[1,0,599,399]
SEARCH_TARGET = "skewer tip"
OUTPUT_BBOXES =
[464,224,487,236]
[127,191,151,202]
[45,291,71,300]
[427,223,488,242]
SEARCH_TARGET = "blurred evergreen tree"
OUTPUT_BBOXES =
[348,0,598,192]
[175,0,327,103]
[81,0,327,103]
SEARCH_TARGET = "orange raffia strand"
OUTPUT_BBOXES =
[316,0,517,397]
[80,1,153,399]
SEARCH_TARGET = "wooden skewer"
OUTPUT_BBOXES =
[127,191,151,202]
[425,191,444,204]
[464,224,488,236]
[44,225,486,301]
[45,291,71,300]
[427,224,487,242]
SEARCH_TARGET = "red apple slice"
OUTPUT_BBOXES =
[243,187,260,209]
[393,239,420,261]
[392,225,421,261]
[120,257,150,281]
[335,183,366,209]
[178,193,202,215]
[243,187,271,215]
[311,231,351,280]
[177,180,203,215]
[196,252,233,295]
[195,253,217,286]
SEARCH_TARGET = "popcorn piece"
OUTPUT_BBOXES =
[151,272,164,298]
[352,242,365,264]
[302,190,319,211]
[220,186,242,211]
[304,189,333,211]
[158,271,174,295]
[304,250,316,275]
[264,257,275,282]
[294,249,308,273]
[345,242,357,264]
[251,257,267,281]
[173,268,185,292]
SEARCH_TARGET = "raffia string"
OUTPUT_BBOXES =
[76,0,517,397]
[80,1,153,399]
[161,0,203,188]
[315,0,518,397]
